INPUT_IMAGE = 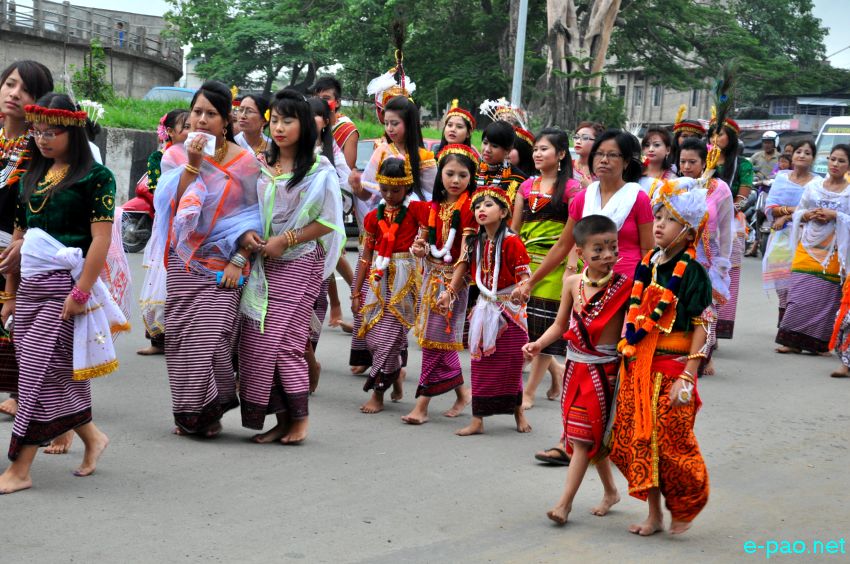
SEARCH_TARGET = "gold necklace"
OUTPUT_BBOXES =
[250,137,267,155]
[214,142,228,163]
[29,165,70,214]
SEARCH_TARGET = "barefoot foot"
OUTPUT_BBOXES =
[670,519,692,535]
[443,389,470,418]
[776,345,801,354]
[590,492,620,516]
[0,471,32,495]
[350,365,368,375]
[251,423,290,444]
[360,394,384,414]
[202,422,222,439]
[136,345,164,356]
[44,431,74,455]
[703,359,715,376]
[391,369,405,402]
[515,410,532,433]
[281,419,308,445]
[401,411,429,425]
[546,504,571,526]
[455,418,484,436]
[521,392,534,411]
[0,397,18,417]
[628,517,663,536]
[73,432,109,477]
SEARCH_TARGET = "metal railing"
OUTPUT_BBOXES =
[0,0,182,68]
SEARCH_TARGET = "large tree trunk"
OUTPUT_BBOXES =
[543,0,621,129]
[499,0,521,78]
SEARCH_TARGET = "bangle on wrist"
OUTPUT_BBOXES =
[229,253,247,268]
[71,286,91,305]
[185,164,200,175]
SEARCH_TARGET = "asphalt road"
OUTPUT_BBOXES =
[2,252,848,563]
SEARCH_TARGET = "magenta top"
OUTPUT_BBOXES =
[568,188,653,277]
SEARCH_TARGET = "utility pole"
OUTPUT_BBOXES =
[510,0,528,108]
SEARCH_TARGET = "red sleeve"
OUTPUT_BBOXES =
[633,189,654,224]
[460,204,478,233]
[569,189,586,221]
[504,234,530,270]
[519,178,534,199]
[407,200,431,226]
[563,178,582,204]
[363,209,378,237]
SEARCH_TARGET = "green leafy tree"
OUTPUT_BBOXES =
[71,39,114,102]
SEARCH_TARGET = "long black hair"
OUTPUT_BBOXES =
[437,113,474,150]
[482,121,515,151]
[588,129,643,182]
[308,97,335,164]
[432,152,476,203]
[21,93,94,201]
[190,80,236,142]
[0,60,54,107]
[266,88,317,188]
[535,127,573,211]
[513,134,535,177]
[708,123,740,186]
[383,95,426,200]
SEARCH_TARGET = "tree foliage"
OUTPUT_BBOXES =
[70,39,114,102]
[165,0,847,122]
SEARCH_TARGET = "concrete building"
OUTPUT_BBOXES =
[605,69,713,126]
[0,0,182,98]
[764,94,850,133]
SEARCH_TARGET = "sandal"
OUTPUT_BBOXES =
[534,446,571,466]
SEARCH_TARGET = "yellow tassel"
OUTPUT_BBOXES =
[711,105,717,121]
[230,85,239,99]
[674,104,686,125]
[451,98,459,109]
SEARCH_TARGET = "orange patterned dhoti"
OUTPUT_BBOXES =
[609,354,709,523]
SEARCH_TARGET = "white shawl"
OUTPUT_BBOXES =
[582,181,642,229]
[21,228,130,380]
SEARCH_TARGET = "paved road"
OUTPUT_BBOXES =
[3,253,849,563]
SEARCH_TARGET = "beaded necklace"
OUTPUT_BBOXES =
[477,160,512,189]
[528,176,554,213]
[476,235,502,300]
[28,165,71,214]
[622,245,695,354]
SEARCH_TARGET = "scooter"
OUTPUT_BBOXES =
[745,178,772,257]
[122,174,155,253]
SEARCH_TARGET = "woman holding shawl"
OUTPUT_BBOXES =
[147,81,263,438]
[238,90,344,444]
[776,144,850,354]
[762,139,821,330]
[0,93,128,494]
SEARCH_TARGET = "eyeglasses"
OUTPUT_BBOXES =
[573,134,595,142]
[591,151,623,161]
[32,128,67,141]
[235,107,258,117]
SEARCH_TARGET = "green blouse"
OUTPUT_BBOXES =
[716,158,753,198]
[16,163,116,254]
[650,248,713,332]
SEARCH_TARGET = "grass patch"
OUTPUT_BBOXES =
[102,98,190,130]
[99,98,483,149]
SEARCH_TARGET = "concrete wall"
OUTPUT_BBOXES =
[605,70,713,126]
[93,127,159,205]
[0,29,182,97]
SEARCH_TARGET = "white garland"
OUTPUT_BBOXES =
[373,195,412,277]
[429,225,457,263]
[475,234,502,301]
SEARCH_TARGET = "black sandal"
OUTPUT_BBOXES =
[534,447,571,466]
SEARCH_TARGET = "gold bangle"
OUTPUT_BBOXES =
[184,164,200,175]
[687,352,707,360]
[678,373,696,385]
[358,258,369,265]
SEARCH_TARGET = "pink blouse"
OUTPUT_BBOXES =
[568,188,653,277]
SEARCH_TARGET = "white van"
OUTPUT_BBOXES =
[814,117,850,175]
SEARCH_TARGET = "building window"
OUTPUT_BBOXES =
[617,85,627,99]
[652,86,662,107]
[691,89,699,107]
[634,86,644,107]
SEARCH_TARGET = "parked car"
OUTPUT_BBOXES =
[143,87,196,102]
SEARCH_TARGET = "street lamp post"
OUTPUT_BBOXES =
[510,0,528,108]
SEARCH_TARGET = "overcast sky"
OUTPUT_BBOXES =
[68,0,850,69]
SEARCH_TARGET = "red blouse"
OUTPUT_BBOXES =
[363,200,430,253]
[429,198,478,259]
[469,232,531,291]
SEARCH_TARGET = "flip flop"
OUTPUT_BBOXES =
[534,447,571,466]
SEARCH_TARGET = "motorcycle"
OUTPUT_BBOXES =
[122,174,155,253]
[745,178,772,257]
